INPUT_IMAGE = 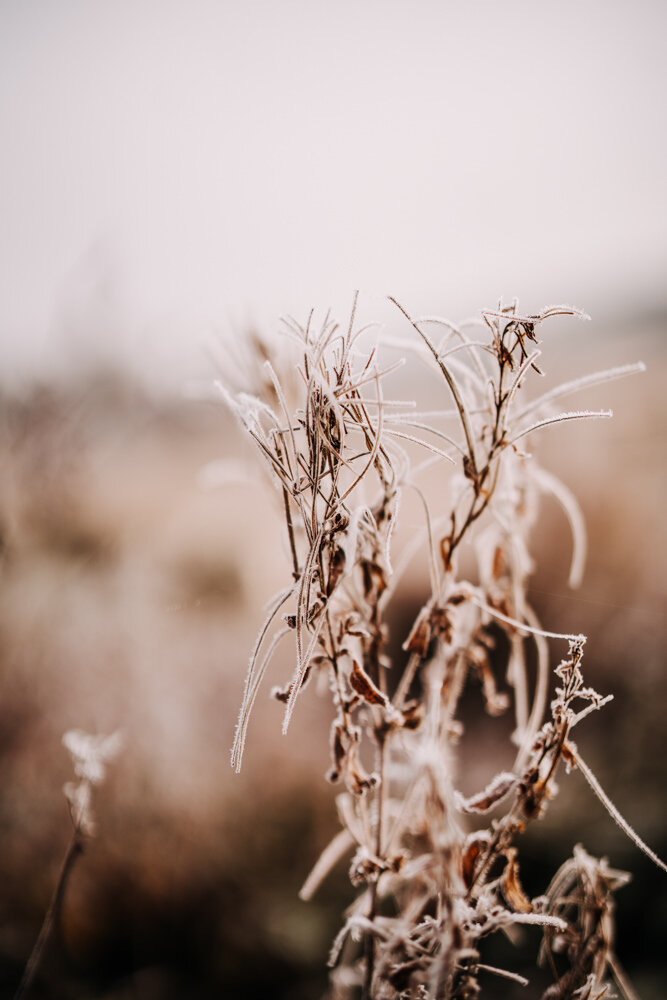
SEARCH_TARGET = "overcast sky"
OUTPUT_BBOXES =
[1,0,666,383]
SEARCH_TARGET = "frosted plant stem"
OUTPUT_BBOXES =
[470,594,585,642]
[517,362,646,422]
[476,963,529,986]
[573,747,667,873]
[510,409,612,445]
[14,831,83,1000]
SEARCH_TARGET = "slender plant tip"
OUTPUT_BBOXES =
[573,747,667,875]
[511,409,613,445]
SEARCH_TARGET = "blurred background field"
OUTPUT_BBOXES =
[1,1,666,997]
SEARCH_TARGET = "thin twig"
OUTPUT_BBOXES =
[14,832,83,1000]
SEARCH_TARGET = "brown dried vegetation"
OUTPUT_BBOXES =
[224,295,662,998]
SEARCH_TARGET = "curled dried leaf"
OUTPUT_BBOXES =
[349,660,387,707]
[361,560,387,599]
[501,850,533,914]
[399,700,423,731]
[327,545,347,596]
[455,771,517,815]
[403,606,432,658]
[403,604,452,658]
[271,662,313,703]
[461,837,486,890]
[519,770,555,820]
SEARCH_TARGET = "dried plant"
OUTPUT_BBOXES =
[222,294,663,999]
[13,730,121,1000]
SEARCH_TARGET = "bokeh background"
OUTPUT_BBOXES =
[0,2,665,998]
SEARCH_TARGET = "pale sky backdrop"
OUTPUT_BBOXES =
[1,0,666,385]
